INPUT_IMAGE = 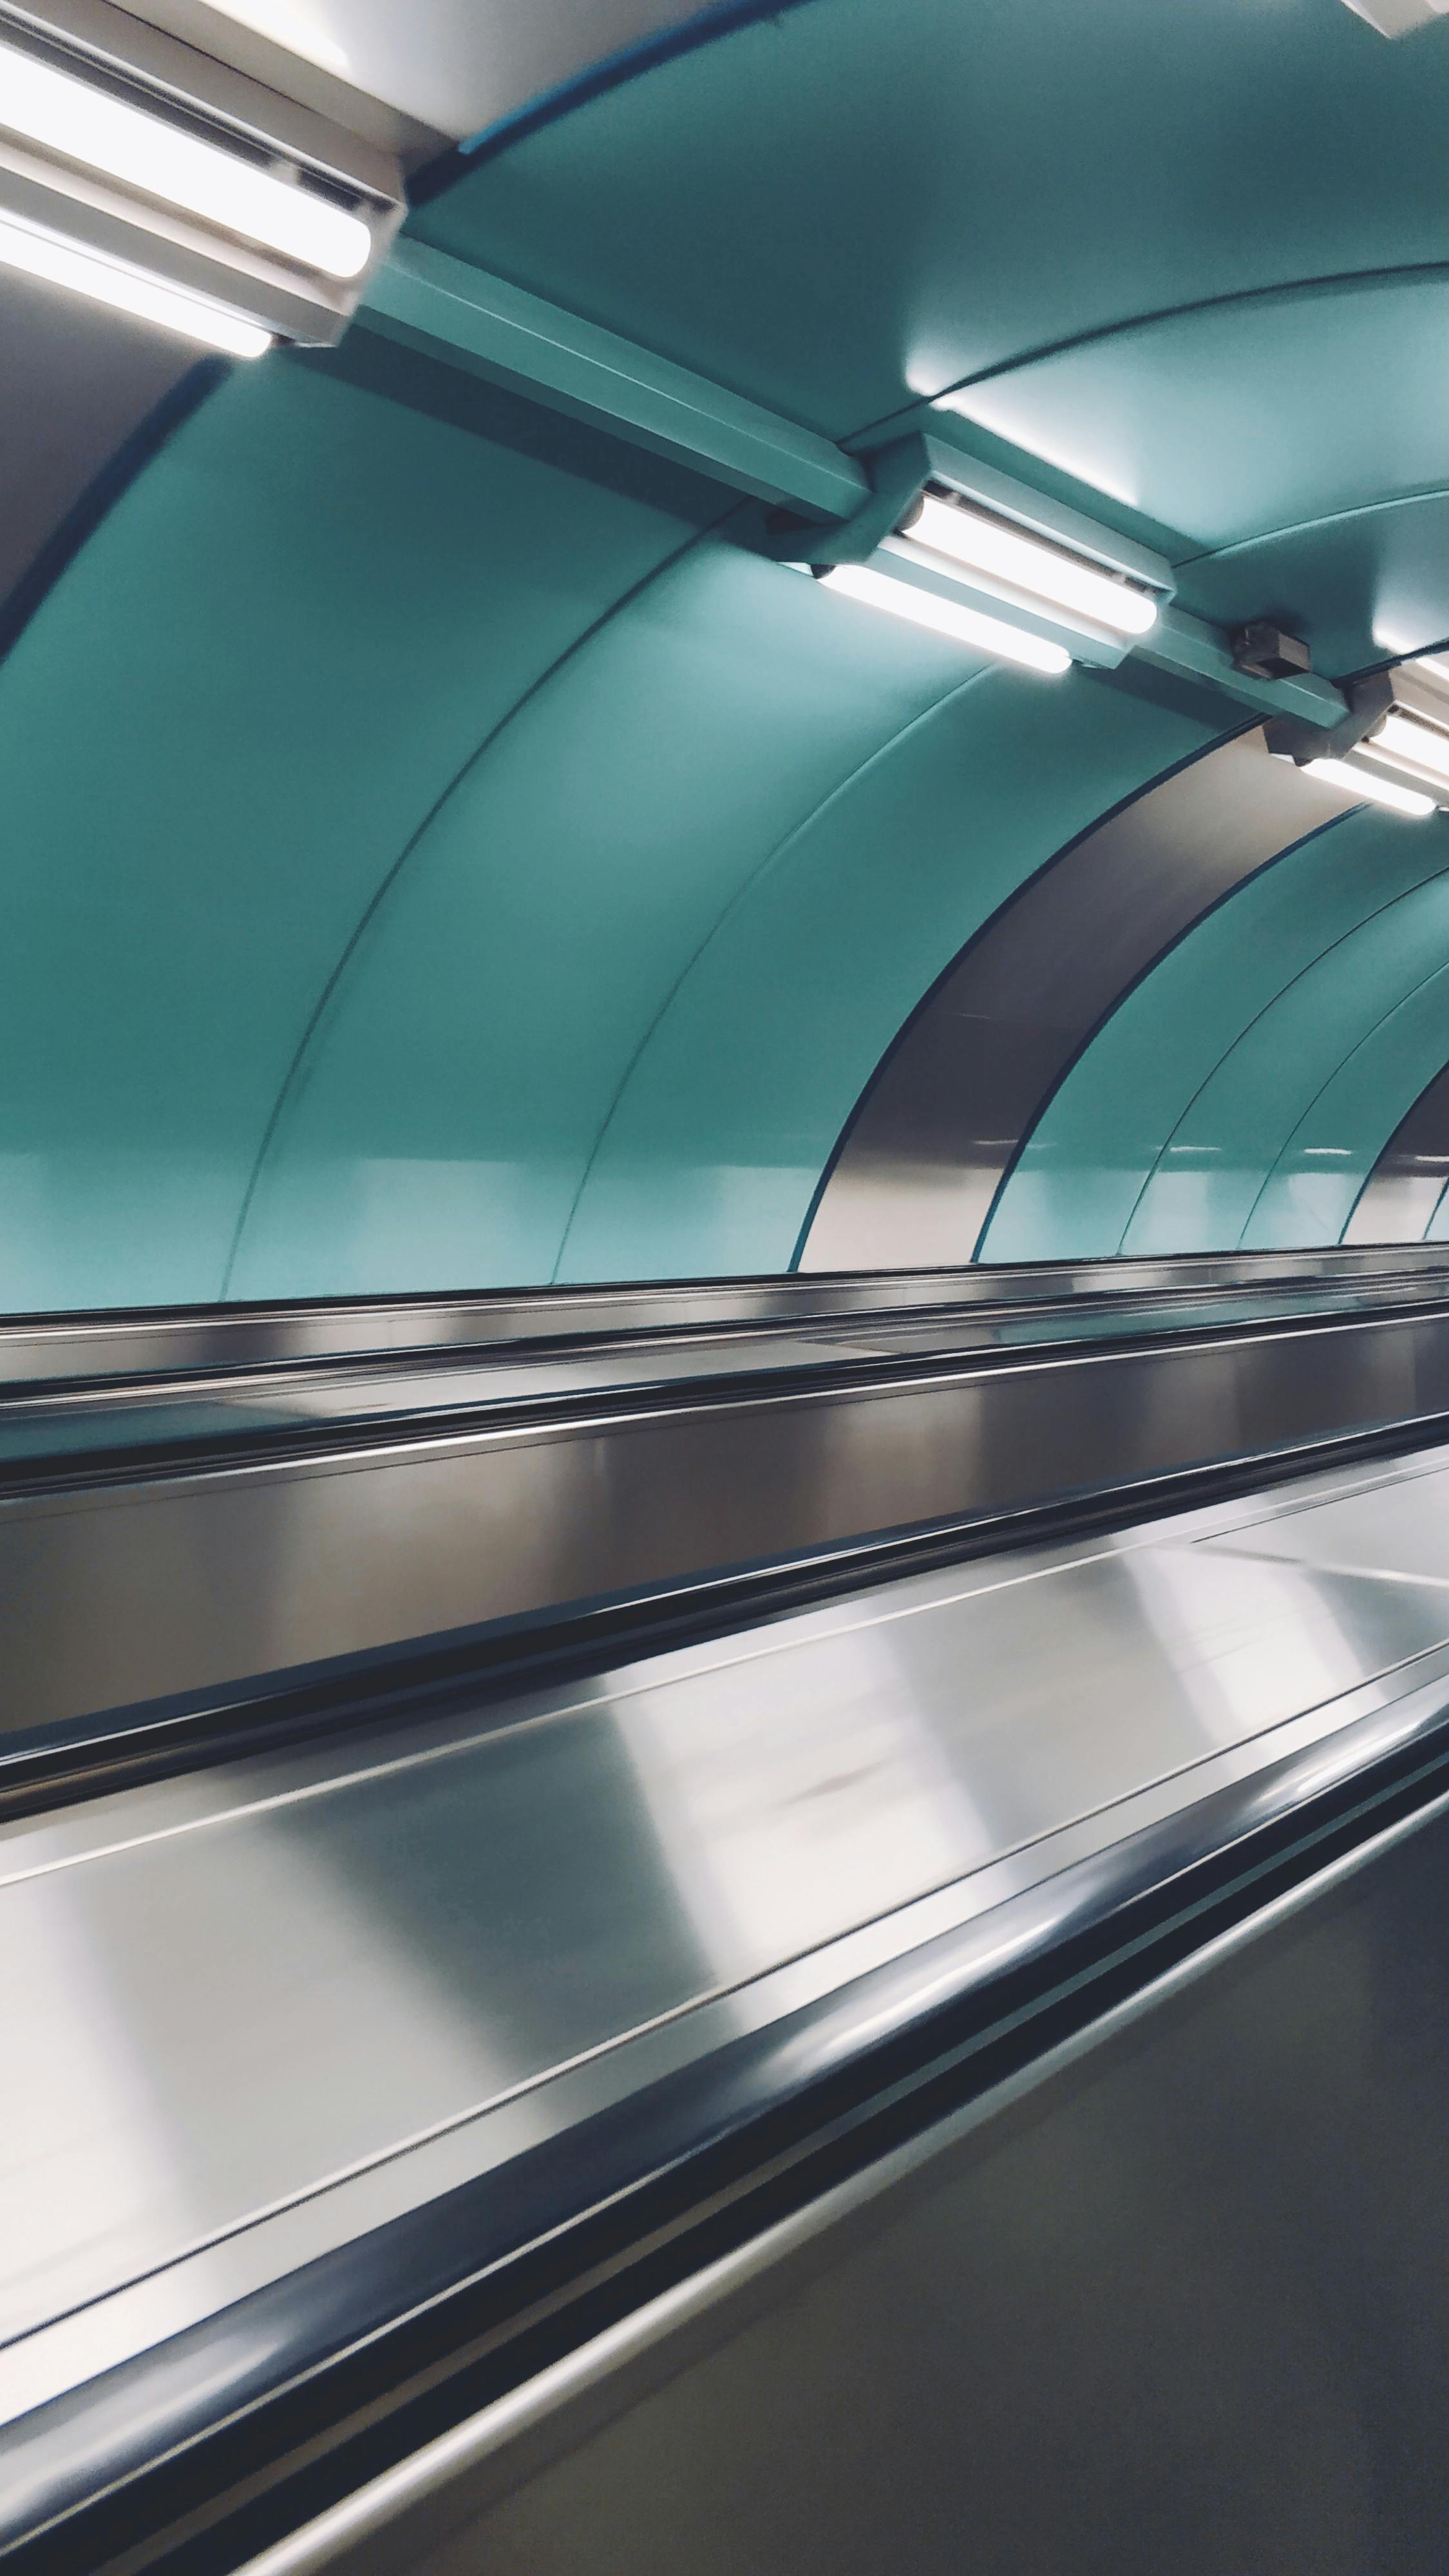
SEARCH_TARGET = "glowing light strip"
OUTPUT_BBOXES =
[0,209,270,354]
[905,489,1159,638]
[0,37,370,278]
[1303,756,1435,817]
[1363,709,1449,786]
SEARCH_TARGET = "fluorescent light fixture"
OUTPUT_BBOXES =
[819,563,1071,675]
[0,207,270,353]
[1361,708,1449,786]
[0,38,371,278]
[905,489,1159,638]
[1303,756,1435,817]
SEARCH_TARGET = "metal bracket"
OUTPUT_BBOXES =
[1263,670,1394,764]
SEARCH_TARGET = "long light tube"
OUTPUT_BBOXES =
[819,562,1071,675]
[1361,709,1449,786]
[1303,756,1436,817]
[0,39,371,278]
[0,209,270,354]
[905,491,1159,638]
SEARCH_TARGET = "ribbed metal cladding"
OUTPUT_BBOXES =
[798,730,1356,1272]
[1346,1061,1449,1244]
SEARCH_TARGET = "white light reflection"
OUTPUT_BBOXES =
[616,1627,990,1981]
[1119,1546,1380,1747]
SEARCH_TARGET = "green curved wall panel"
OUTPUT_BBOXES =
[0,321,1219,1307]
[554,661,1215,1283]
[1123,857,1449,1253]
[0,349,714,1308]
[1242,964,1449,1248]
[229,546,971,1295]
[981,810,1449,1264]
[937,274,1449,560]
[232,575,1217,1294]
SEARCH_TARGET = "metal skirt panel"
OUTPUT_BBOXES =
[10,1444,1449,2552]
[245,1792,1449,2576]
[10,1302,1449,1735]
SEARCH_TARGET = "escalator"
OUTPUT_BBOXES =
[6,1256,1449,2573]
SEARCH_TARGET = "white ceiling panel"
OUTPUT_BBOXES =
[124,0,721,144]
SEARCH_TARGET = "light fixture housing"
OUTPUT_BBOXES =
[0,0,404,345]
[774,430,1175,676]
[1359,703,1449,793]
[899,486,1160,640]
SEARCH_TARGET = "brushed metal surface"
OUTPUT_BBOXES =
[11,1295,1449,1737]
[3,1243,1447,1388]
[6,1448,1449,2433]
[800,732,1354,1271]
[261,1794,1449,2576]
[8,1262,1449,1484]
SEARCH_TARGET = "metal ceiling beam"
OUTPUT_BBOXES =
[360,242,1351,728]
[361,238,869,519]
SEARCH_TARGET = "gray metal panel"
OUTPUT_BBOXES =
[13,1294,1449,1735]
[800,732,1356,1272]
[253,1792,1449,2576]
[9,1443,1449,2519]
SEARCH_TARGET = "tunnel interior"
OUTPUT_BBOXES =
[6,0,1449,1309]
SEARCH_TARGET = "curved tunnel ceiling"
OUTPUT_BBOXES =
[8,0,1449,1305]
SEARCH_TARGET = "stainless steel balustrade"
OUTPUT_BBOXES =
[9,1440,1449,2571]
[8,1261,1449,1741]
[1,1243,1446,1386]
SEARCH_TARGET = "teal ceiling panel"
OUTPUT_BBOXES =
[556,664,1218,1283]
[1177,492,1449,681]
[1244,963,1449,1248]
[934,275,1449,563]
[227,549,990,1298]
[981,810,1449,1265]
[1122,855,1449,1254]
[0,350,708,1311]
[414,0,1449,442]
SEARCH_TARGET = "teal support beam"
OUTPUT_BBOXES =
[361,239,870,519]
[1140,603,1350,730]
[359,244,1350,733]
